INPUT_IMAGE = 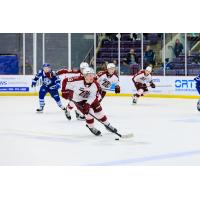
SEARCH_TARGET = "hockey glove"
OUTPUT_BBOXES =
[82,103,90,115]
[142,83,148,88]
[150,82,156,88]
[115,85,120,93]
[31,80,37,87]
[62,90,73,100]
[135,82,143,88]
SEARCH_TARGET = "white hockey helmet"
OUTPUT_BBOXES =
[107,63,116,70]
[82,67,95,75]
[145,66,152,73]
[80,62,89,70]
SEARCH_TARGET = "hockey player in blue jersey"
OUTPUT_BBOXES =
[194,73,200,111]
[31,63,65,112]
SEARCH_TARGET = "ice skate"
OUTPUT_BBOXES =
[197,99,200,111]
[75,110,85,120]
[65,109,71,120]
[86,125,101,136]
[105,123,117,133]
[36,107,44,112]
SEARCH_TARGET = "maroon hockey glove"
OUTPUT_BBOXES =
[142,83,147,87]
[115,85,120,93]
[83,103,90,115]
[62,90,73,100]
[135,82,143,87]
[62,90,68,99]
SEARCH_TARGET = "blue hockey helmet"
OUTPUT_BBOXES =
[43,63,51,68]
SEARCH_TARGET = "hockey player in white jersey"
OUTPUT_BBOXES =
[132,66,156,104]
[97,63,120,101]
[62,67,117,136]
[60,62,89,120]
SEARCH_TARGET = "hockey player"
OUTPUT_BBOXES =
[132,66,156,104]
[58,62,89,120]
[31,63,65,112]
[61,76,85,120]
[97,63,120,101]
[62,67,117,136]
[194,73,200,111]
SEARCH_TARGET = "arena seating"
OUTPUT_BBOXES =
[154,53,200,76]
[97,34,148,74]
[97,34,200,76]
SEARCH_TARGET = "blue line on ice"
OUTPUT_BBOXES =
[87,150,200,166]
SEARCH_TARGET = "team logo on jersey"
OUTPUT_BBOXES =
[102,78,111,88]
[79,88,90,98]
[43,78,52,86]
[140,77,147,81]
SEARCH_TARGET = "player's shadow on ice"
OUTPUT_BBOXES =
[0,130,150,146]
[172,118,200,123]
[135,103,162,107]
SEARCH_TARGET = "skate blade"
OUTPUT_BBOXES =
[36,111,43,113]
[76,118,85,121]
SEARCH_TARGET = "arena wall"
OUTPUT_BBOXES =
[0,75,199,98]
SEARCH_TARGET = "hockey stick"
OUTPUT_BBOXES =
[146,83,172,88]
[153,85,172,88]
[71,99,133,139]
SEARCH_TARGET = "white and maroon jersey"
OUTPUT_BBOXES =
[65,76,100,105]
[133,70,152,84]
[56,68,82,76]
[97,70,119,91]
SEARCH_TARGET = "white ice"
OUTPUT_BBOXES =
[0,96,200,165]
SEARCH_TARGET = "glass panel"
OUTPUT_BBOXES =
[36,33,43,70]
[71,33,94,70]
[143,33,164,76]
[120,33,141,75]
[44,33,68,71]
[95,33,142,75]
[96,33,119,73]
[165,33,185,76]
[187,33,200,76]
[24,33,34,75]
[0,33,23,75]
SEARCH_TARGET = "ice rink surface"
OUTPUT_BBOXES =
[0,96,200,166]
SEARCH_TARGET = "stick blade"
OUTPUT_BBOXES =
[121,133,134,139]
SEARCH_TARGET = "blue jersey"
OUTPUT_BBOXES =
[194,74,200,94]
[194,74,200,85]
[33,69,61,89]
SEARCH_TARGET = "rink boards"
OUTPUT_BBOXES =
[0,75,199,98]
